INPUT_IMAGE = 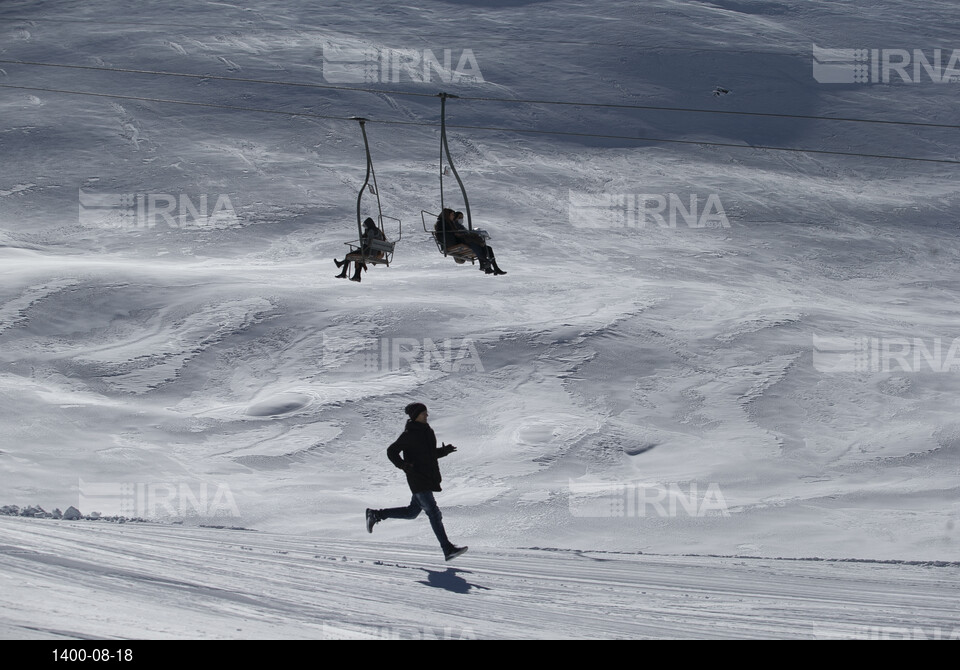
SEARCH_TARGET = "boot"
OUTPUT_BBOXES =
[334,258,345,269]
[491,260,507,276]
[335,263,349,279]
[444,545,468,561]
[350,266,362,282]
[365,508,380,534]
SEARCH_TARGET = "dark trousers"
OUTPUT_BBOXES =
[378,491,453,552]
[453,233,494,265]
[470,244,493,264]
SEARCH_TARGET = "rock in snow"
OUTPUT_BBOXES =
[62,506,82,521]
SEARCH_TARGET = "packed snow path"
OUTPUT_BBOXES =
[1,518,957,639]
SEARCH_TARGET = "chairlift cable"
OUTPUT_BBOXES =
[1,82,958,165]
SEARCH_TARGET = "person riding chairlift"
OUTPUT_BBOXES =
[434,209,506,276]
[335,217,386,282]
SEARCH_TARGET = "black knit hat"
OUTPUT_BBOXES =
[405,402,427,420]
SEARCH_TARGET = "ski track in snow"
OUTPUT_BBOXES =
[1,518,957,640]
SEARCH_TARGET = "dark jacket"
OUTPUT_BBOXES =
[435,216,487,259]
[361,224,386,254]
[364,225,386,244]
[386,420,453,493]
[434,216,458,253]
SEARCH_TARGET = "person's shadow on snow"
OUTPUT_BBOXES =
[418,568,491,594]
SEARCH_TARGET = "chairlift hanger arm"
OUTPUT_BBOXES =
[438,92,472,232]
[354,117,385,263]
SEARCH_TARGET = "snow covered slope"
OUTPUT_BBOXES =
[0,0,958,583]
[2,517,957,640]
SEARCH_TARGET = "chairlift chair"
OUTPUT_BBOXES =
[422,209,489,264]
[342,118,401,269]
[425,93,492,267]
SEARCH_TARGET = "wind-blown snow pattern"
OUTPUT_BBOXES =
[1,0,959,639]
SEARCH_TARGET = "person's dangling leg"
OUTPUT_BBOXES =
[487,246,506,275]
[376,495,422,523]
[412,491,454,554]
[470,244,491,272]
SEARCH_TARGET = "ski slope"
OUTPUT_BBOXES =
[2,517,957,640]
[1,0,960,639]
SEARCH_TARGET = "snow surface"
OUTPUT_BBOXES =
[0,0,959,639]
[2,517,957,640]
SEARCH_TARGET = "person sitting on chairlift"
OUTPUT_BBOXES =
[434,209,458,254]
[335,217,386,283]
[451,211,506,276]
[434,209,506,275]
[435,208,474,262]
